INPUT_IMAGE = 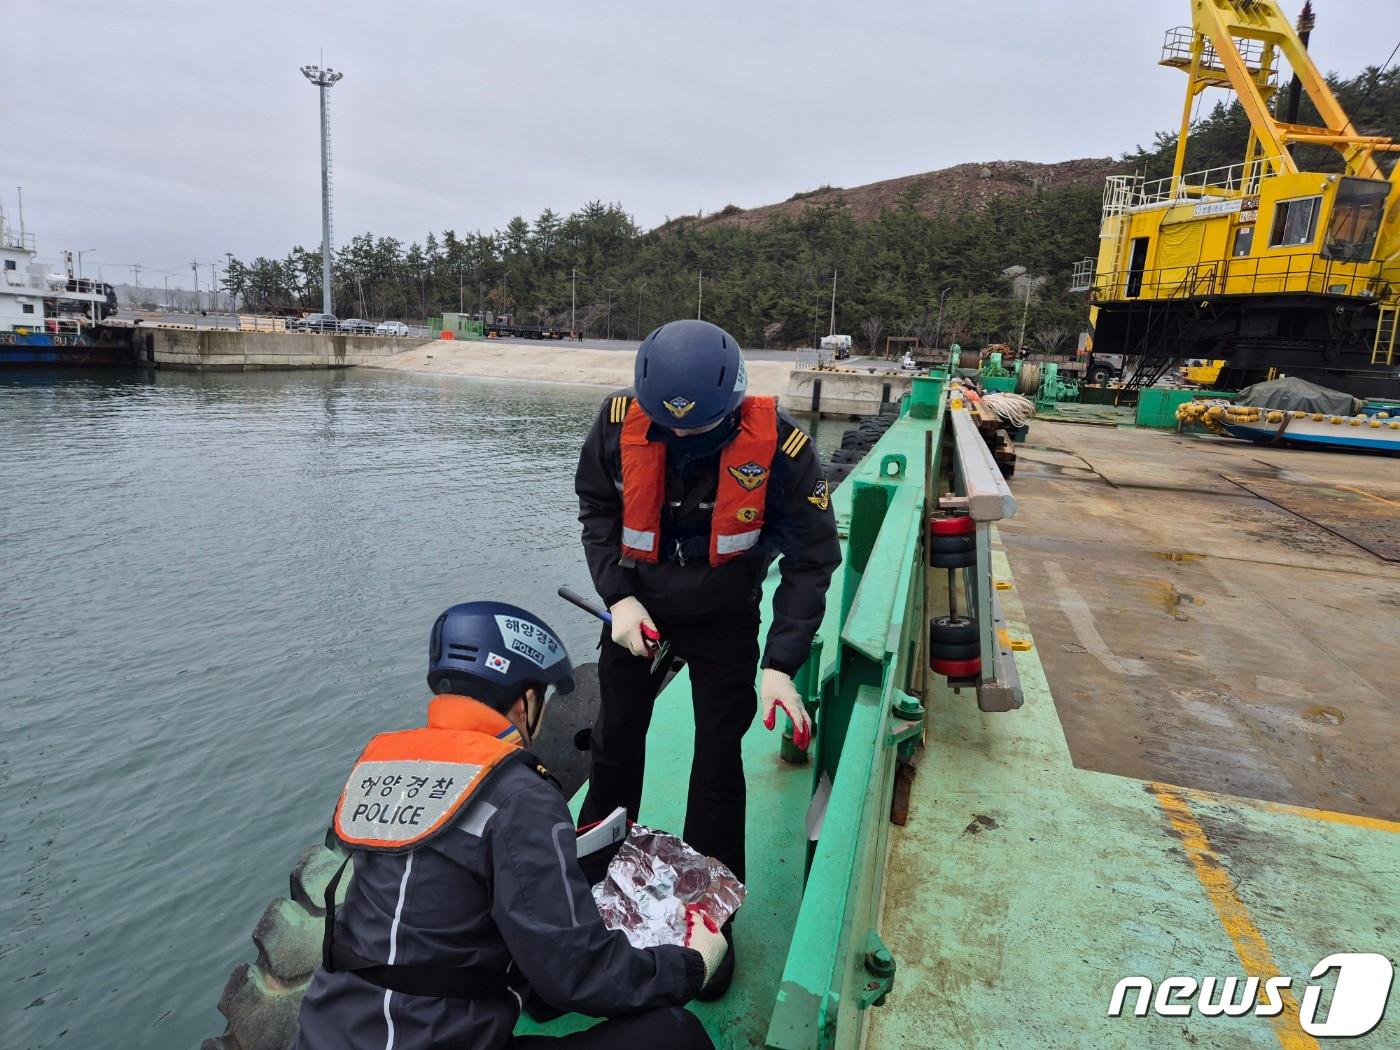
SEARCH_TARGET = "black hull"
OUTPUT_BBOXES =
[0,331,137,368]
[1090,292,1400,400]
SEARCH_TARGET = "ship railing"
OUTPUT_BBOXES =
[1101,157,1281,219]
[768,376,1022,1047]
[1159,26,1267,74]
[1088,252,1381,303]
[4,271,61,292]
[1069,257,1096,293]
[0,228,36,252]
[2,271,108,296]
[12,317,89,337]
[62,277,110,296]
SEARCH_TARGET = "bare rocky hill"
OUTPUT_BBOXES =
[674,158,1117,231]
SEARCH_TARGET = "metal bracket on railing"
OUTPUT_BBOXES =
[949,408,1016,522]
[946,402,1023,712]
[979,588,1024,712]
[859,931,897,1009]
[887,691,924,748]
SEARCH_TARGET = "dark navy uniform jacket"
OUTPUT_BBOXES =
[575,391,841,676]
[293,759,703,1050]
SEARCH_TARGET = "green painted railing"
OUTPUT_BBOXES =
[766,378,946,1048]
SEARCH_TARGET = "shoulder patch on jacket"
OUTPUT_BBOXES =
[608,395,630,424]
[780,426,810,458]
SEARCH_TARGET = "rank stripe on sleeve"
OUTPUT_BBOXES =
[781,429,809,457]
[609,396,629,423]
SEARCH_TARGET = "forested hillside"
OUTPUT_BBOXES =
[221,66,1399,352]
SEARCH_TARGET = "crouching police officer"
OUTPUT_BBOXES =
[574,320,841,997]
[293,601,725,1050]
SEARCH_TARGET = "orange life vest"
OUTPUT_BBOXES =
[619,396,779,567]
[333,694,524,853]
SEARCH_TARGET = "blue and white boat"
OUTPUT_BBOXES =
[1,204,126,366]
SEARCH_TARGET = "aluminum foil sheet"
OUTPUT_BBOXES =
[592,824,747,948]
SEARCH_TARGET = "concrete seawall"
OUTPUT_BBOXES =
[784,367,915,417]
[133,328,431,371]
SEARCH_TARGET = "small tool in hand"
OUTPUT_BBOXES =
[558,586,671,674]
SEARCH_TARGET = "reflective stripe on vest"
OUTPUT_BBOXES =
[333,695,521,853]
[619,396,779,567]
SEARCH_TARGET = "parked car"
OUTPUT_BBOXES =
[291,312,339,332]
[375,320,410,336]
[339,318,375,334]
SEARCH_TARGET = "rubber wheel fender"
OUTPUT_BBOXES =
[930,550,977,569]
[930,655,983,677]
[930,640,981,661]
[929,534,976,554]
[929,615,979,646]
[928,515,975,537]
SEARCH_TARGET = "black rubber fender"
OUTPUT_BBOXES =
[930,550,976,569]
[930,640,981,661]
[929,534,976,555]
[930,615,979,646]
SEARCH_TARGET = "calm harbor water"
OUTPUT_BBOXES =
[0,366,841,1049]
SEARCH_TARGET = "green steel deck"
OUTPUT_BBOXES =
[520,385,1399,1047]
[868,543,1398,1049]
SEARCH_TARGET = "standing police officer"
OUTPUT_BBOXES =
[293,602,725,1050]
[574,320,841,996]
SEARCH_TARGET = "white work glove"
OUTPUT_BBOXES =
[683,905,728,988]
[608,596,657,658]
[760,668,812,750]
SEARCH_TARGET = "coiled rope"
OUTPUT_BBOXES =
[978,392,1036,428]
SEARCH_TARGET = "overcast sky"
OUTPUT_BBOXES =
[6,0,1397,289]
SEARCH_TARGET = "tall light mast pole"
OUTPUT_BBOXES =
[300,62,343,316]
[829,269,837,336]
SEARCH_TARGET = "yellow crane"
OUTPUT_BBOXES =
[1072,0,1400,397]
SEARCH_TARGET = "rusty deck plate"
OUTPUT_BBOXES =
[1223,475,1400,561]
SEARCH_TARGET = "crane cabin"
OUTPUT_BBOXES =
[1072,1,1400,398]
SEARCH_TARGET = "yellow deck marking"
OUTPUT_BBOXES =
[1152,784,1319,1050]
[1184,790,1400,834]
[1335,484,1400,509]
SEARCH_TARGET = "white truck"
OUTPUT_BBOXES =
[820,334,853,359]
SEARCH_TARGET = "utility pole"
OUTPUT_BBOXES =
[458,265,464,314]
[697,270,703,320]
[935,286,951,349]
[1017,275,1034,351]
[163,274,169,305]
[192,260,200,307]
[300,61,344,316]
[829,269,837,336]
[131,264,142,288]
[570,268,577,334]
[210,262,218,310]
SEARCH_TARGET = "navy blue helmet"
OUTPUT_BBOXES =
[634,319,747,430]
[428,602,575,720]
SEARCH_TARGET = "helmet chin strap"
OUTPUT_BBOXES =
[521,686,548,745]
